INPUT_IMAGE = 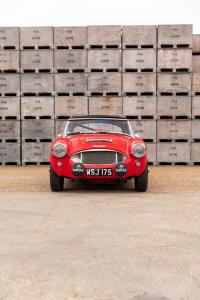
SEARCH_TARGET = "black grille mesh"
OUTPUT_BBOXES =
[82,151,125,164]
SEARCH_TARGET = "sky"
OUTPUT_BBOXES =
[0,0,199,33]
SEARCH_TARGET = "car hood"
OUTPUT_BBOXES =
[66,134,133,154]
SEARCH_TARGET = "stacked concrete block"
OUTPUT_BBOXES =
[54,27,87,49]
[54,27,88,97]
[20,27,54,165]
[54,27,88,137]
[87,26,122,121]
[191,34,200,164]
[0,28,20,165]
[157,25,192,165]
[122,26,157,164]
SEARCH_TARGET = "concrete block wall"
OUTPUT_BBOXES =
[0,25,199,165]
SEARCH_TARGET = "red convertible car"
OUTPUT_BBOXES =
[50,116,148,192]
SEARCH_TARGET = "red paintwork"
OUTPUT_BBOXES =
[50,133,148,181]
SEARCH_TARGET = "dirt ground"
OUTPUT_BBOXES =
[0,166,200,300]
[0,166,200,193]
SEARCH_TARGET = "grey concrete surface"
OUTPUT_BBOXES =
[0,167,200,300]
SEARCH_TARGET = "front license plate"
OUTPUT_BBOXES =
[86,168,112,176]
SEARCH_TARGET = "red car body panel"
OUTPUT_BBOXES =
[50,133,148,181]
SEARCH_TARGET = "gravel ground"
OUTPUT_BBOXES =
[0,166,200,300]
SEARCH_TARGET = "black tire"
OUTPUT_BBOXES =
[135,164,148,192]
[50,166,64,192]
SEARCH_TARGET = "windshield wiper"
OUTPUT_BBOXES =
[104,131,131,136]
[79,125,96,132]
[66,131,93,136]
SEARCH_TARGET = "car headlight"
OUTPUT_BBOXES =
[52,143,67,158]
[132,143,145,158]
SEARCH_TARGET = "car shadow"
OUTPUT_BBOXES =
[63,179,139,193]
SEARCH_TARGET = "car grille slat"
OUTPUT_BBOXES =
[81,151,125,164]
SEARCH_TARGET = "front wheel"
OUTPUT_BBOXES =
[134,164,148,192]
[50,166,64,192]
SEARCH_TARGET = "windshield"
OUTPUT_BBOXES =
[64,119,132,136]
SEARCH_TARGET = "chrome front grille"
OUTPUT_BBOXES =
[81,150,126,165]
